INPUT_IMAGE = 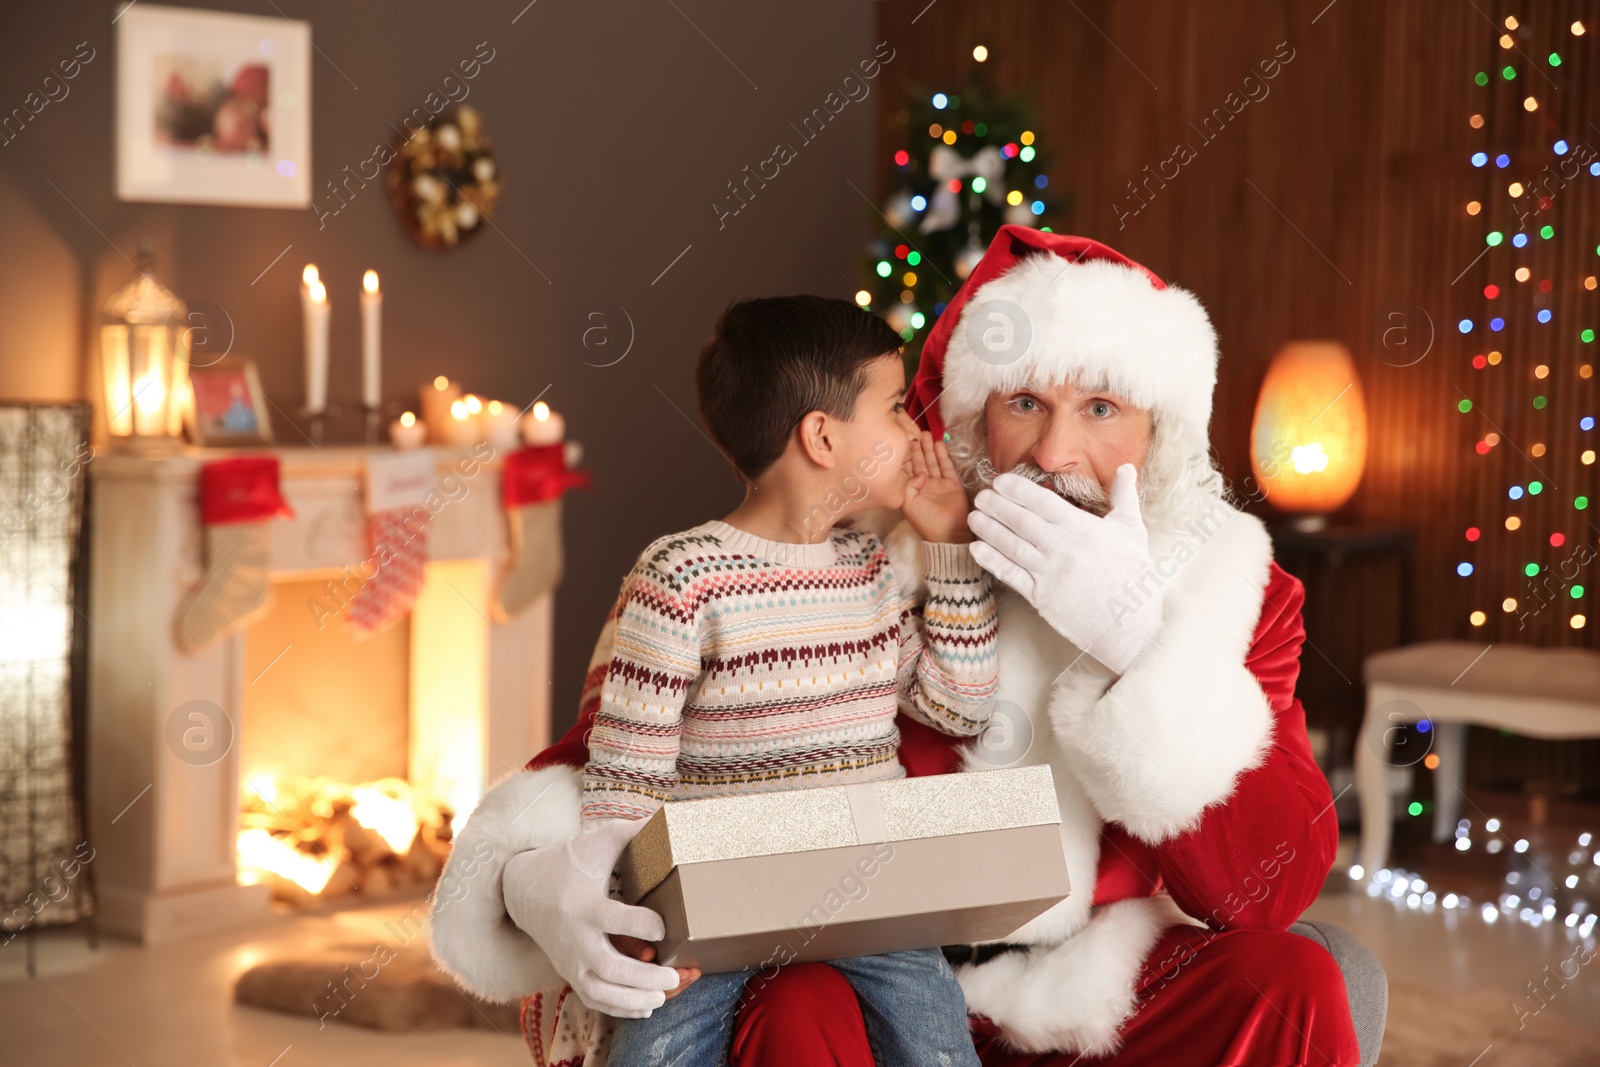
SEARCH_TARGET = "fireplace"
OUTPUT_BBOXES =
[86,446,557,943]
[231,562,480,908]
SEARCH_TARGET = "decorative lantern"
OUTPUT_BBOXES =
[100,245,189,450]
[1249,341,1368,529]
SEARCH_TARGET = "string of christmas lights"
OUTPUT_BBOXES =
[1457,15,1597,638]
[1351,816,1599,937]
[1375,17,1600,934]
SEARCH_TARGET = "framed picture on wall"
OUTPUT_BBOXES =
[186,355,274,446]
[115,4,311,207]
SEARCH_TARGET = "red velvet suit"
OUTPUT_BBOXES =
[522,562,1360,1065]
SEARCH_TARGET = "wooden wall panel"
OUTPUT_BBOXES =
[876,0,1600,655]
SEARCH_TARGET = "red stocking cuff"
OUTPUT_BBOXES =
[503,445,592,507]
[200,456,294,525]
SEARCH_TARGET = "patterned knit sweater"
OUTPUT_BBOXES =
[580,519,999,821]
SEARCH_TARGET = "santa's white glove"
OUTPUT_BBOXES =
[502,816,680,1018]
[968,463,1161,675]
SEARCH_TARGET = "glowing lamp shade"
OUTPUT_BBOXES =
[99,248,189,450]
[1249,341,1367,518]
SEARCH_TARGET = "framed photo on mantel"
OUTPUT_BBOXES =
[186,355,274,447]
[115,4,311,207]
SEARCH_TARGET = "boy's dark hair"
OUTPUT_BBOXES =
[696,296,904,479]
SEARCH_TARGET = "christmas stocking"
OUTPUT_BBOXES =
[496,443,591,619]
[346,450,435,641]
[174,456,294,654]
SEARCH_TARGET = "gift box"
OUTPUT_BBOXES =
[616,764,1071,974]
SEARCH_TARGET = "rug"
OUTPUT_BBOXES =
[234,939,521,1033]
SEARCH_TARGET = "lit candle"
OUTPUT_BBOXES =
[302,265,330,415]
[420,376,461,444]
[132,331,169,437]
[520,400,566,446]
[361,270,382,410]
[445,397,480,446]
[300,262,318,315]
[483,399,521,452]
[389,410,427,450]
[464,393,489,444]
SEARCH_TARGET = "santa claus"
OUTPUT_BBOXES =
[429,227,1384,1065]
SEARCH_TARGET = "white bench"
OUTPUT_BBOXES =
[1355,640,1600,878]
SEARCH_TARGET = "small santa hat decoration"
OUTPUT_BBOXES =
[906,225,1220,456]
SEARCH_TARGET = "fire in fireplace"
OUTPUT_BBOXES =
[236,774,453,906]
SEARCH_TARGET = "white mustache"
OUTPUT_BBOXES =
[974,458,1110,515]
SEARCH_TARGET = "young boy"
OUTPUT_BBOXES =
[583,296,998,1067]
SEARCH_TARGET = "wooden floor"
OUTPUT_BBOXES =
[1,837,1597,1066]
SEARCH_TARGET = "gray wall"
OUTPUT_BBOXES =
[0,0,883,742]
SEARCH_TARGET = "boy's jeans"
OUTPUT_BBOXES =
[607,947,981,1067]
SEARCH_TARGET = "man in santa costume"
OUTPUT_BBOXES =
[430,227,1379,1065]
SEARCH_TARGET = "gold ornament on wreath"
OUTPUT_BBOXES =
[386,106,501,250]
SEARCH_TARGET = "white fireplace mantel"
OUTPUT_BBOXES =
[86,444,556,944]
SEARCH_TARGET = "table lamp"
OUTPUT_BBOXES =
[1249,340,1368,531]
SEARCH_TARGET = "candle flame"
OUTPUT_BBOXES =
[433,375,450,390]
[400,411,416,427]
[309,279,327,303]
[464,394,483,415]
[451,399,468,419]
[487,400,503,415]
[363,270,380,294]
[133,365,166,416]
[302,264,319,286]
[532,401,550,421]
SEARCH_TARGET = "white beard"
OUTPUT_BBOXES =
[973,456,1111,516]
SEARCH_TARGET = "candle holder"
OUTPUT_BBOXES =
[302,409,326,447]
[362,404,383,445]
[299,398,347,418]
[303,397,347,435]
[281,399,371,447]
[99,242,188,454]
[279,399,416,448]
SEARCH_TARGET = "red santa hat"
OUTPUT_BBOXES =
[905,225,1219,456]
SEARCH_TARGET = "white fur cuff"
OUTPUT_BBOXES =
[960,895,1196,1057]
[428,765,582,1002]
[1048,509,1277,844]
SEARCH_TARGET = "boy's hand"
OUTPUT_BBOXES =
[901,431,973,544]
[610,934,701,1001]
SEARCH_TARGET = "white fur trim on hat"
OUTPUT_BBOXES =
[940,253,1219,452]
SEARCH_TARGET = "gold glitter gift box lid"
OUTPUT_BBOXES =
[617,764,1063,906]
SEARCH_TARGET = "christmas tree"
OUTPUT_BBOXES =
[858,47,1064,367]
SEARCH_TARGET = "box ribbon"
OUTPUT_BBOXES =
[844,783,890,844]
